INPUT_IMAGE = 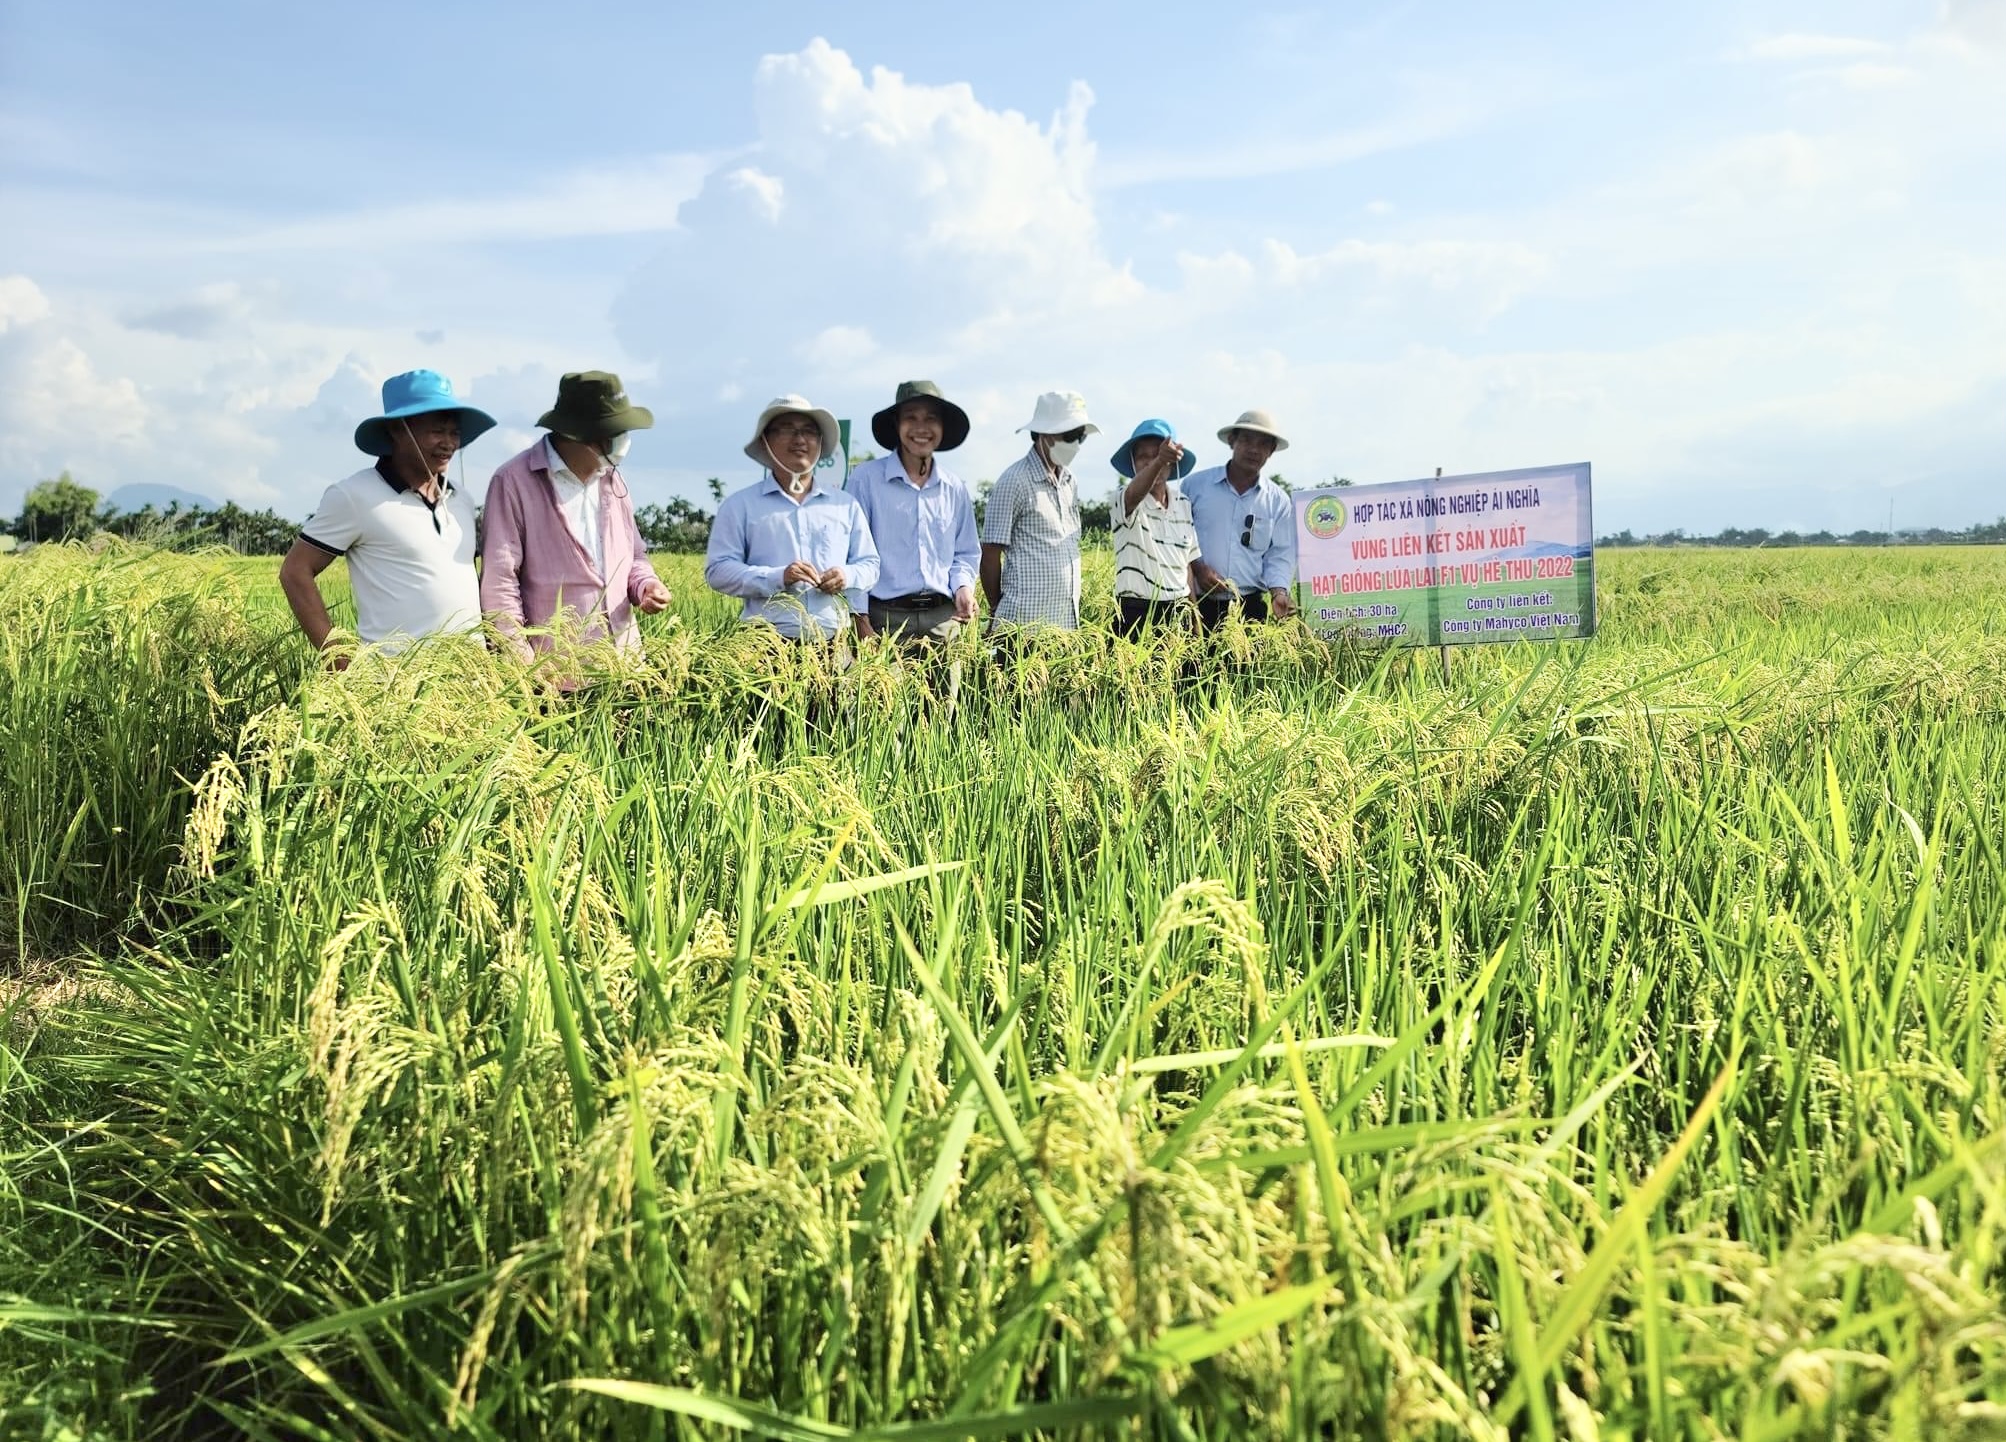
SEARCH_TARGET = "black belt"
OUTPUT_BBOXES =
[878,590,951,608]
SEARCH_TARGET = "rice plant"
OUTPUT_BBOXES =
[1,542,2003,1438]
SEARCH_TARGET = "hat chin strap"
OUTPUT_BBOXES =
[399,421,450,486]
[766,441,816,494]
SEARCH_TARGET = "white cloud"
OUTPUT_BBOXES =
[1737,33,1888,61]
[0,317,148,500]
[1263,237,1549,312]
[0,274,51,332]
[1829,63,1921,88]
[0,277,585,517]
[211,153,712,253]
[123,281,252,338]
[1611,130,1889,227]
[586,36,2006,531]
[613,37,1140,441]
[725,167,785,223]
[1941,0,2006,50]
[798,324,876,368]
[4,31,2002,537]
[1099,96,1495,188]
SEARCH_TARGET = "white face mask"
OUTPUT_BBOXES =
[1045,438,1082,470]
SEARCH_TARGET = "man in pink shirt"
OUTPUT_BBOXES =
[480,371,671,666]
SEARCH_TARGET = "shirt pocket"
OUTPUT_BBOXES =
[746,509,800,562]
[1035,486,1078,541]
[1242,509,1277,555]
[807,505,856,568]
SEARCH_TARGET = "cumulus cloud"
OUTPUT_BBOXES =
[726,168,785,223]
[0,274,51,333]
[0,307,148,504]
[613,41,1129,387]
[0,279,540,518]
[580,34,2006,529]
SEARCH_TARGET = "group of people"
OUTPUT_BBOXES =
[279,369,1302,666]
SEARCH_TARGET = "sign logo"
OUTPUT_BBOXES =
[1304,495,1348,539]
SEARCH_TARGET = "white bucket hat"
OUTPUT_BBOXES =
[744,395,842,467]
[1017,390,1099,437]
[1217,408,1290,451]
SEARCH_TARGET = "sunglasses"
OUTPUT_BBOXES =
[1240,513,1256,547]
[1052,427,1088,445]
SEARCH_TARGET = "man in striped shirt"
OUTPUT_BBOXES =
[1108,419,1200,637]
[980,390,1096,631]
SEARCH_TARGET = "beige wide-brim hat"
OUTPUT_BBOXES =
[744,394,842,467]
[1217,408,1290,451]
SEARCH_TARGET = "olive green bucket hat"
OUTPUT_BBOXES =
[537,371,655,442]
[870,380,971,453]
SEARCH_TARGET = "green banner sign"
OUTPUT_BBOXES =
[1293,462,1595,646]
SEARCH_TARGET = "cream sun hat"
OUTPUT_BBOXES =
[1216,408,1290,451]
[743,395,842,466]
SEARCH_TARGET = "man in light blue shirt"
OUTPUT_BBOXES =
[1183,408,1299,629]
[847,380,980,644]
[706,395,880,639]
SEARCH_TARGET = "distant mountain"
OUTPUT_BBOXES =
[102,483,218,515]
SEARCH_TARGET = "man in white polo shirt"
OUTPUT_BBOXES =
[279,370,496,664]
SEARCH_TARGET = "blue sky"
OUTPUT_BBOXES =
[2,0,2002,533]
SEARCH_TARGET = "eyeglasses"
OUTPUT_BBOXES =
[767,422,822,441]
[1239,513,1256,547]
[1053,427,1088,444]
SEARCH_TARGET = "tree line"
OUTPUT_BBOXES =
[10,473,307,554]
[5,469,1136,556]
[1597,519,2006,548]
[10,472,735,556]
[39,469,1998,559]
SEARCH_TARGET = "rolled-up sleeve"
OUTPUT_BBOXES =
[704,496,784,599]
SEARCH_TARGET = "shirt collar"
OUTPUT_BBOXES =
[894,453,937,489]
[1025,446,1070,485]
[759,469,830,501]
[542,435,596,487]
[375,457,453,496]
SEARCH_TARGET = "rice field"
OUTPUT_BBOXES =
[2,541,2004,1439]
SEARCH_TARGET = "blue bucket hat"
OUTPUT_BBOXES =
[353,370,498,457]
[1111,418,1197,480]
